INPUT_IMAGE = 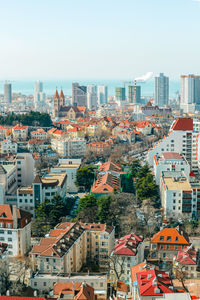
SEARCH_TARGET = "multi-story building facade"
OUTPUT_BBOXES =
[115,87,126,101]
[0,139,17,154]
[147,118,200,173]
[31,221,115,274]
[51,158,81,193]
[110,234,144,284]
[4,83,12,103]
[155,73,169,107]
[87,85,97,110]
[0,204,31,256]
[51,137,86,157]
[72,83,87,107]
[0,162,17,204]
[128,85,141,103]
[34,80,46,110]
[160,170,200,219]
[97,86,108,105]
[154,152,190,185]
[12,125,28,141]
[180,74,200,113]
[16,153,35,187]
[17,171,67,217]
[148,227,190,262]
[30,128,48,140]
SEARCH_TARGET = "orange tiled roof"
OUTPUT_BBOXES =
[151,228,190,245]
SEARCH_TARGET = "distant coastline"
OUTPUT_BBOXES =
[0,79,180,98]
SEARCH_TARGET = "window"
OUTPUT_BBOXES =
[167,236,171,241]
[159,236,164,241]
[43,282,46,286]
[8,245,12,248]
[175,236,178,241]
[8,238,12,242]
[8,231,12,234]
[0,237,4,241]
[34,282,37,287]
[173,206,176,210]
[0,230,4,234]
[173,193,176,197]
[100,283,103,287]
[173,200,176,204]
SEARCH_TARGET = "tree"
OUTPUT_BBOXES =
[109,255,126,282]
[76,194,98,222]
[131,159,141,177]
[174,265,189,293]
[97,196,112,223]
[76,165,96,192]
[49,194,66,226]
[136,173,159,203]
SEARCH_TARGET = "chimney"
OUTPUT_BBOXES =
[12,205,18,229]
[34,290,37,297]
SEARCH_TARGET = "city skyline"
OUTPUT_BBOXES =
[0,0,200,80]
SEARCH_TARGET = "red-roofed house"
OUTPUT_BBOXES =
[149,227,190,262]
[12,124,28,140]
[53,282,95,300]
[91,173,121,197]
[136,269,174,299]
[110,234,144,284]
[0,204,31,257]
[136,121,152,135]
[30,128,48,140]
[174,246,200,279]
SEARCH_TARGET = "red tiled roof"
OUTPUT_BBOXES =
[137,269,174,296]
[99,161,121,173]
[12,125,28,130]
[113,233,143,256]
[91,173,120,194]
[176,246,197,265]
[172,118,193,131]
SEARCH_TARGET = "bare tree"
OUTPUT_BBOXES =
[109,255,126,281]
[174,265,189,293]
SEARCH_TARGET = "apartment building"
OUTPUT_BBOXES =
[154,152,190,185]
[30,221,115,275]
[30,128,48,140]
[0,204,31,256]
[30,273,108,298]
[0,162,17,205]
[147,118,200,173]
[148,227,190,262]
[160,170,200,219]
[12,124,28,141]
[16,153,35,187]
[0,139,17,154]
[51,138,86,157]
[110,234,144,284]
[51,158,81,193]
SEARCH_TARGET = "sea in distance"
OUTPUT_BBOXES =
[0,79,180,98]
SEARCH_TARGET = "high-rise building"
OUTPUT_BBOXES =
[4,83,12,103]
[87,85,97,110]
[34,81,46,109]
[155,73,169,107]
[72,83,87,107]
[97,85,108,105]
[180,74,200,113]
[115,87,126,101]
[128,85,141,103]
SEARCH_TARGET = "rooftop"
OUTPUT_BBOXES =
[163,176,191,191]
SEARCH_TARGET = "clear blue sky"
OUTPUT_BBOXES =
[0,0,199,80]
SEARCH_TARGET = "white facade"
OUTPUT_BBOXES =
[51,158,81,193]
[97,86,108,105]
[0,162,17,204]
[0,139,17,154]
[155,73,169,107]
[154,153,190,185]
[17,186,34,217]
[180,75,200,112]
[147,118,200,173]
[16,153,35,187]
[51,138,86,157]
[87,85,97,110]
